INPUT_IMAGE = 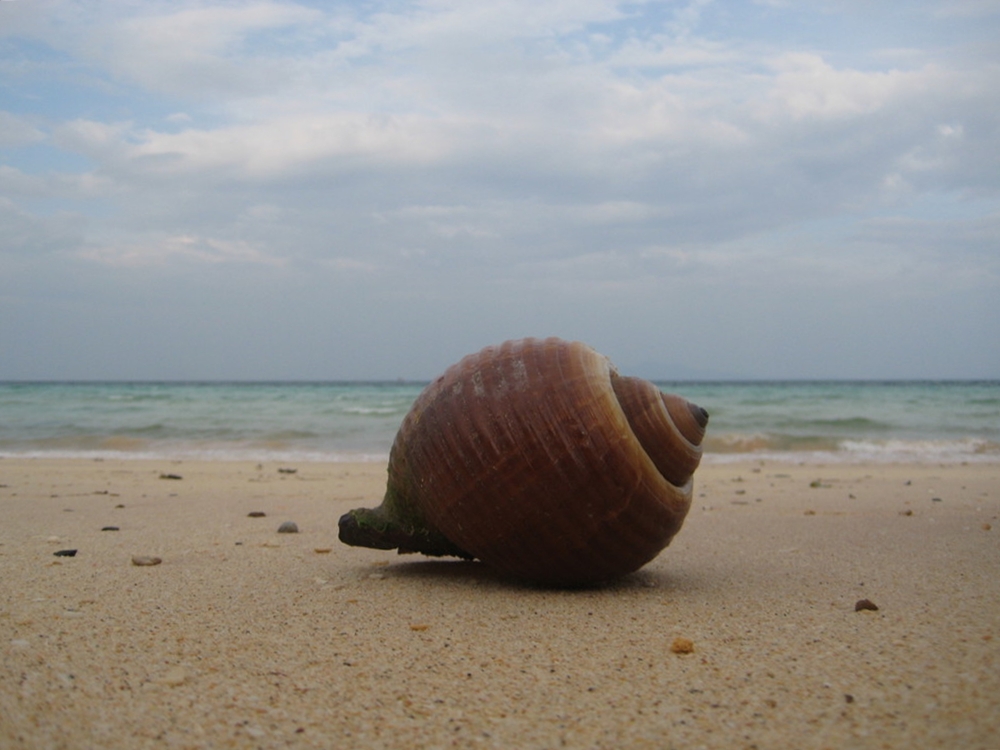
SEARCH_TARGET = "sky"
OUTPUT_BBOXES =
[1,0,998,381]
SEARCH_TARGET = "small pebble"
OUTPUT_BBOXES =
[983,523,992,531]
[670,637,695,654]
[409,624,430,632]
[314,548,332,554]
[278,467,297,474]
[247,511,267,518]
[277,521,299,533]
[159,473,183,480]
[845,694,855,704]
[101,526,120,531]
[854,598,879,612]
[53,549,77,557]
[131,555,162,566]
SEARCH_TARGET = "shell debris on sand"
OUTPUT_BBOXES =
[131,555,162,566]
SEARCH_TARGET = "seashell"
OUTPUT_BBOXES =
[338,337,708,586]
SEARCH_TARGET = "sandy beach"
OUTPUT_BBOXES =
[1,457,997,749]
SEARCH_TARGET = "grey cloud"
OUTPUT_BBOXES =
[1,1,998,379]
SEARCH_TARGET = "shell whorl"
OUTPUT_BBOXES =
[338,337,708,586]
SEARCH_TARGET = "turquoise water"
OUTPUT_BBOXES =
[0,380,997,464]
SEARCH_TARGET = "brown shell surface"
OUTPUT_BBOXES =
[385,337,706,585]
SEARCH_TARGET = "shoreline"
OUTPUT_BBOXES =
[3,444,999,466]
[2,458,998,748]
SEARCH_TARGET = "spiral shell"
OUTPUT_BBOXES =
[339,337,707,586]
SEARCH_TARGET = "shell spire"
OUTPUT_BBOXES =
[338,337,708,586]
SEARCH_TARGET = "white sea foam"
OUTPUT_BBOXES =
[837,437,1000,463]
[703,437,1000,465]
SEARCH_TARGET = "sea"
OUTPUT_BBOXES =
[0,380,997,465]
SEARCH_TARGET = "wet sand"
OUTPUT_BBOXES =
[1,458,998,749]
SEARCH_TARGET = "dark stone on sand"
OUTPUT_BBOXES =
[248,511,267,518]
[277,521,299,533]
[101,526,120,531]
[54,549,78,557]
[278,467,297,474]
[159,473,183,480]
[854,598,879,612]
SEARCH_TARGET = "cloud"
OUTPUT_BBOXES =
[127,113,453,176]
[78,233,287,267]
[0,194,85,256]
[932,0,1000,18]
[761,54,944,121]
[1,0,998,378]
[66,1,323,98]
[0,111,45,147]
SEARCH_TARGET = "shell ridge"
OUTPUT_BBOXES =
[609,374,703,489]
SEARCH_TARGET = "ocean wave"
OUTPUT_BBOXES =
[838,437,1000,462]
[341,406,405,416]
[3,380,998,466]
[702,433,1000,464]
[703,433,842,454]
[779,416,892,431]
[4,436,997,466]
